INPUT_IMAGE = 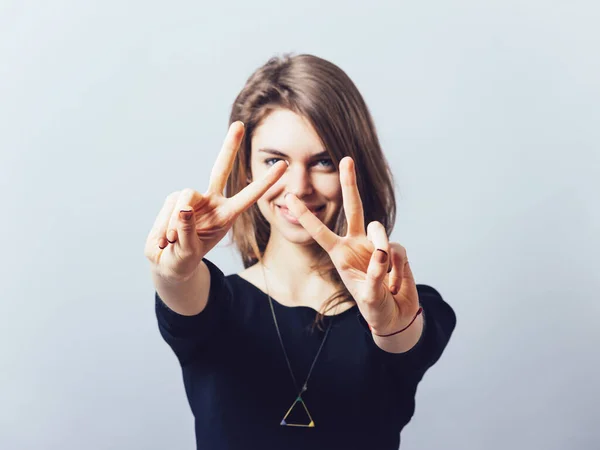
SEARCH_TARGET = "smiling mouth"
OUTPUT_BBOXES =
[277,205,326,213]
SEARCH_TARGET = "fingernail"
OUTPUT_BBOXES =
[158,237,167,249]
[376,249,388,263]
[180,210,193,221]
[166,229,177,244]
[390,286,398,295]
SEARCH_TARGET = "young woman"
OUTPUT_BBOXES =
[145,54,456,450]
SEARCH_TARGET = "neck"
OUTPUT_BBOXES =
[263,238,322,276]
[260,233,333,309]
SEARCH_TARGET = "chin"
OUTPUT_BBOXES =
[279,228,320,245]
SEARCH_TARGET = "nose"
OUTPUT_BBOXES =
[283,165,314,198]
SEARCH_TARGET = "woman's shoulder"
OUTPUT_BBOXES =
[234,263,261,283]
[227,264,266,291]
[223,263,268,300]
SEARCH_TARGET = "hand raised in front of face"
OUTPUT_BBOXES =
[144,121,288,282]
[283,156,419,335]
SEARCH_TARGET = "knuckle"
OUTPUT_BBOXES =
[365,271,379,283]
[175,251,201,271]
[313,223,326,237]
[180,187,195,198]
[390,241,405,251]
[178,220,195,233]
[394,245,407,259]
[175,248,193,262]
[166,191,180,202]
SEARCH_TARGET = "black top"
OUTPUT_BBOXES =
[155,258,456,450]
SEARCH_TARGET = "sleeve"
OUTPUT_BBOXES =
[155,258,233,366]
[357,284,457,379]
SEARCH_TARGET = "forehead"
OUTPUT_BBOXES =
[251,108,326,158]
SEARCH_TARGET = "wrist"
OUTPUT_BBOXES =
[369,307,425,354]
[369,306,423,337]
[151,261,203,285]
[371,313,424,354]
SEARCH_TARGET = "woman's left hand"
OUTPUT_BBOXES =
[284,156,420,335]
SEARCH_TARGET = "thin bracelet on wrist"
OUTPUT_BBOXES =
[368,307,423,337]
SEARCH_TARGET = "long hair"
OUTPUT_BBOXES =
[225,54,396,329]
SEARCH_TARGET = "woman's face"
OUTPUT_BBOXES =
[249,108,343,245]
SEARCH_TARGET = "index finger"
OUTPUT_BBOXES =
[207,121,245,195]
[284,193,339,252]
[223,160,289,217]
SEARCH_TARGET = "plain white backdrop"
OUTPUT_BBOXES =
[1,1,598,449]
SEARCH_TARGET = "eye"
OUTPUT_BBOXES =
[263,157,335,169]
[315,159,334,168]
[264,157,282,166]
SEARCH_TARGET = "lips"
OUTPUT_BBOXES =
[277,205,325,213]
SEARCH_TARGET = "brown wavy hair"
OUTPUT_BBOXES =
[225,53,397,330]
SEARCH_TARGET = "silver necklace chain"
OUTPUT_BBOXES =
[261,263,334,395]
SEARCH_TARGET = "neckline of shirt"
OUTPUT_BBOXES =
[229,273,358,319]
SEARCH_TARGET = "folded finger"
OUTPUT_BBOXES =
[151,192,180,249]
[388,243,409,295]
[166,189,203,245]
[363,247,392,309]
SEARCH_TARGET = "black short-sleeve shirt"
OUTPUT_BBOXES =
[156,258,456,450]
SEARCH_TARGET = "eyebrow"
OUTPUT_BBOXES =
[258,148,330,159]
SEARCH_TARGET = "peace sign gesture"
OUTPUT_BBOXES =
[284,157,420,335]
[145,122,288,282]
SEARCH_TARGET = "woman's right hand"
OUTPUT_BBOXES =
[144,121,287,282]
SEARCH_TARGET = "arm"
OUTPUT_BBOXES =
[367,285,456,375]
[154,259,232,365]
[151,260,211,316]
[372,312,425,354]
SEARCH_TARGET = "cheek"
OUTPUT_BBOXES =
[320,182,342,202]
[261,180,284,200]
[250,159,278,194]
[255,183,284,214]
[255,197,273,222]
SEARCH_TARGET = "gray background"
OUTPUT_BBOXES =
[1,0,598,449]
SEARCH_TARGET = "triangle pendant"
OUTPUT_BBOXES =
[280,396,315,427]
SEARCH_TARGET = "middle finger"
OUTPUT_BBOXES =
[207,121,245,195]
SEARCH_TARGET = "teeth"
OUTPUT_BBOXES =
[278,205,323,212]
